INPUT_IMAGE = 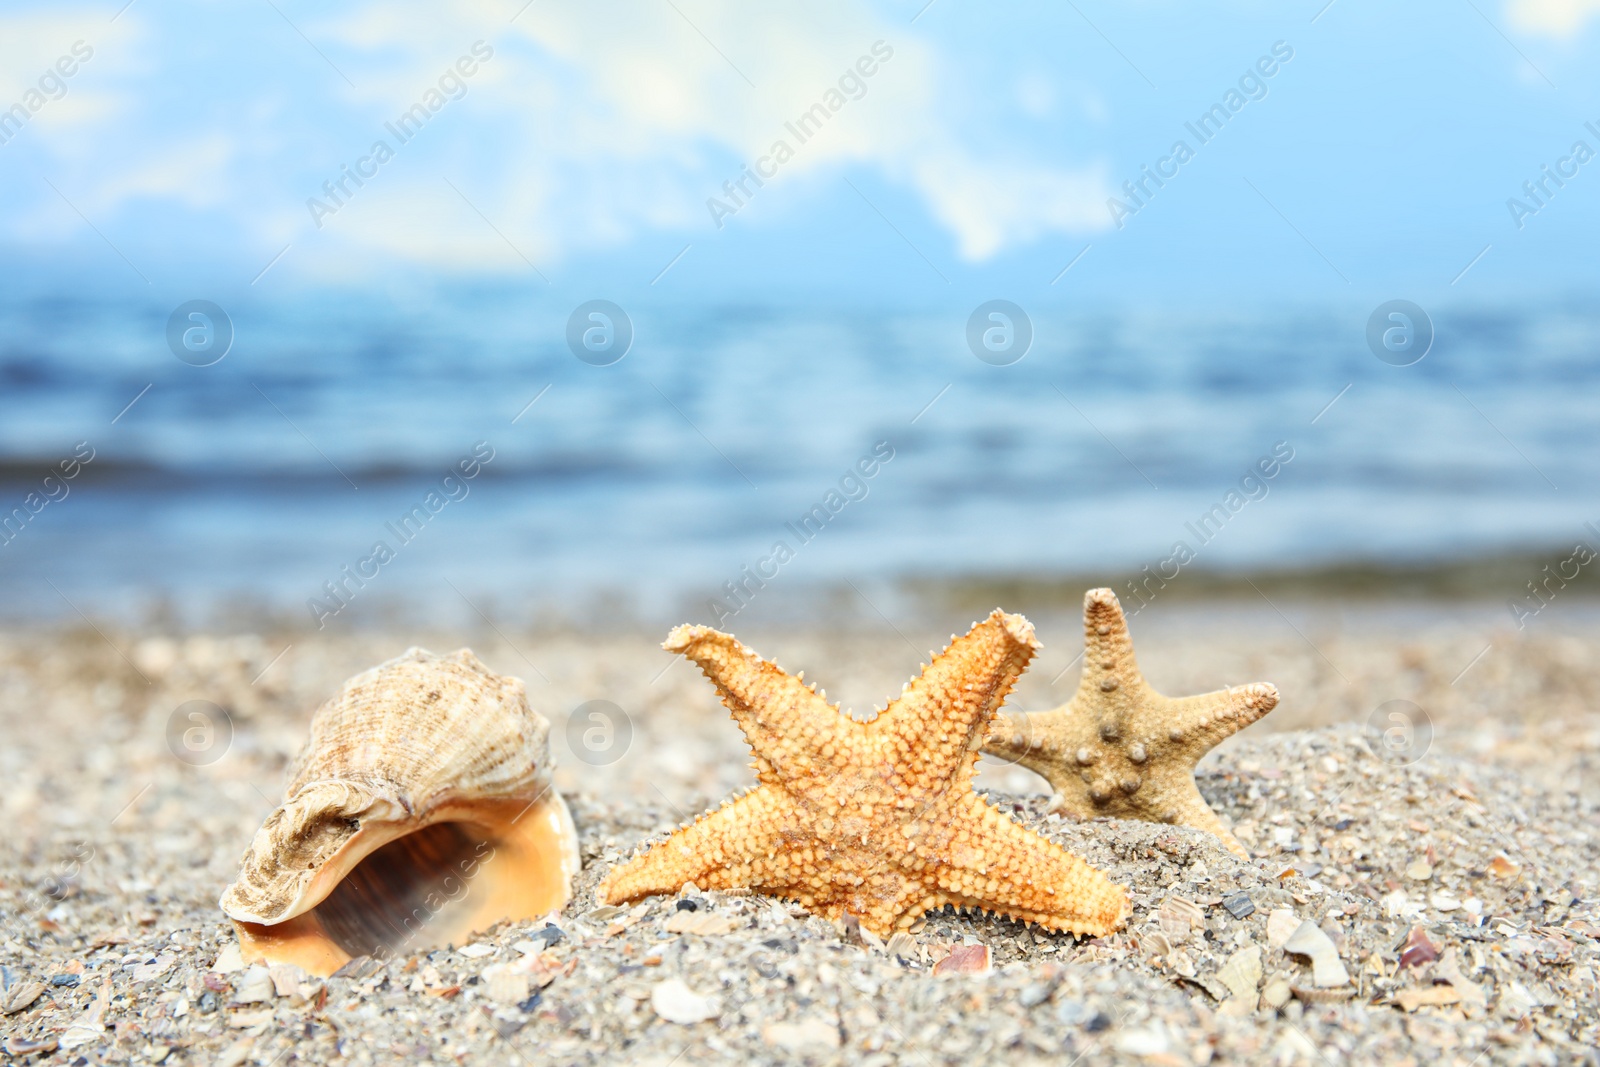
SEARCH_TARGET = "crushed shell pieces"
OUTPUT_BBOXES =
[1282,920,1351,989]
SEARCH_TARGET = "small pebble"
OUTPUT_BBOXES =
[1018,981,1053,1008]
[1222,893,1256,919]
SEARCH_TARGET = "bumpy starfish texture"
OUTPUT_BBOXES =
[600,610,1129,938]
[982,589,1277,858]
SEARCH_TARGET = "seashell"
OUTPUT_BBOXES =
[651,978,718,1024]
[1282,919,1351,989]
[1216,944,1263,1001]
[1291,984,1355,1003]
[1156,895,1204,942]
[1397,925,1439,969]
[932,943,991,976]
[1265,907,1300,949]
[884,932,918,959]
[219,648,579,977]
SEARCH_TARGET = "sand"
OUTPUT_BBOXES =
[1,603,1597,1065]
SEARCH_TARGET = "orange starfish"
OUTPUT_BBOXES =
[600,610,1128,937]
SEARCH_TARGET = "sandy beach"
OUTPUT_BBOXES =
[7,1,1600,1064]
[2,601,1597,1065]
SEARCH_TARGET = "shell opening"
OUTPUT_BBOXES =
[315,820,487,959]
[231,794,577,977]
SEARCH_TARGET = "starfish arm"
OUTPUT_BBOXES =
[879,609,1039,794]
[1171,791,1249,858]
[920,794,1128,936]
[981,709,1071,773]
[663,624,857,785]
[599,786,801,904]
[1139,776,1251,858]
[1146,683,1278,758]
[1073,588,1155,706]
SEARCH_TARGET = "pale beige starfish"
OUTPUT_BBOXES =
[600,610,1129,937]
[982,589,1277,858]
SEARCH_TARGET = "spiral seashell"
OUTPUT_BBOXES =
[219,648,579,976]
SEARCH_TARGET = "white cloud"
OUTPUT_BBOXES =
[385,0,1116,263]
[1506,0,1600,35]
[0,0,1112,272]
[911,153,1113,260]
[0,11,126,148]
[0,11,96,98]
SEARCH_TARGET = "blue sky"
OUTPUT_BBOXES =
[3,0,1600,307]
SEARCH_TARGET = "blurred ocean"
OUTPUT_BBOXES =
[1,287,1595,628]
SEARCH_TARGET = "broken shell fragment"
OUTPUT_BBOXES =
[1282,920,1350,989]
[1216,944,1263,1002]
[933,944,992,976]
[219,648,579,977]
[1397,925,1439,970]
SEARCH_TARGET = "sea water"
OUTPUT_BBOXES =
[0,288,1595,628]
